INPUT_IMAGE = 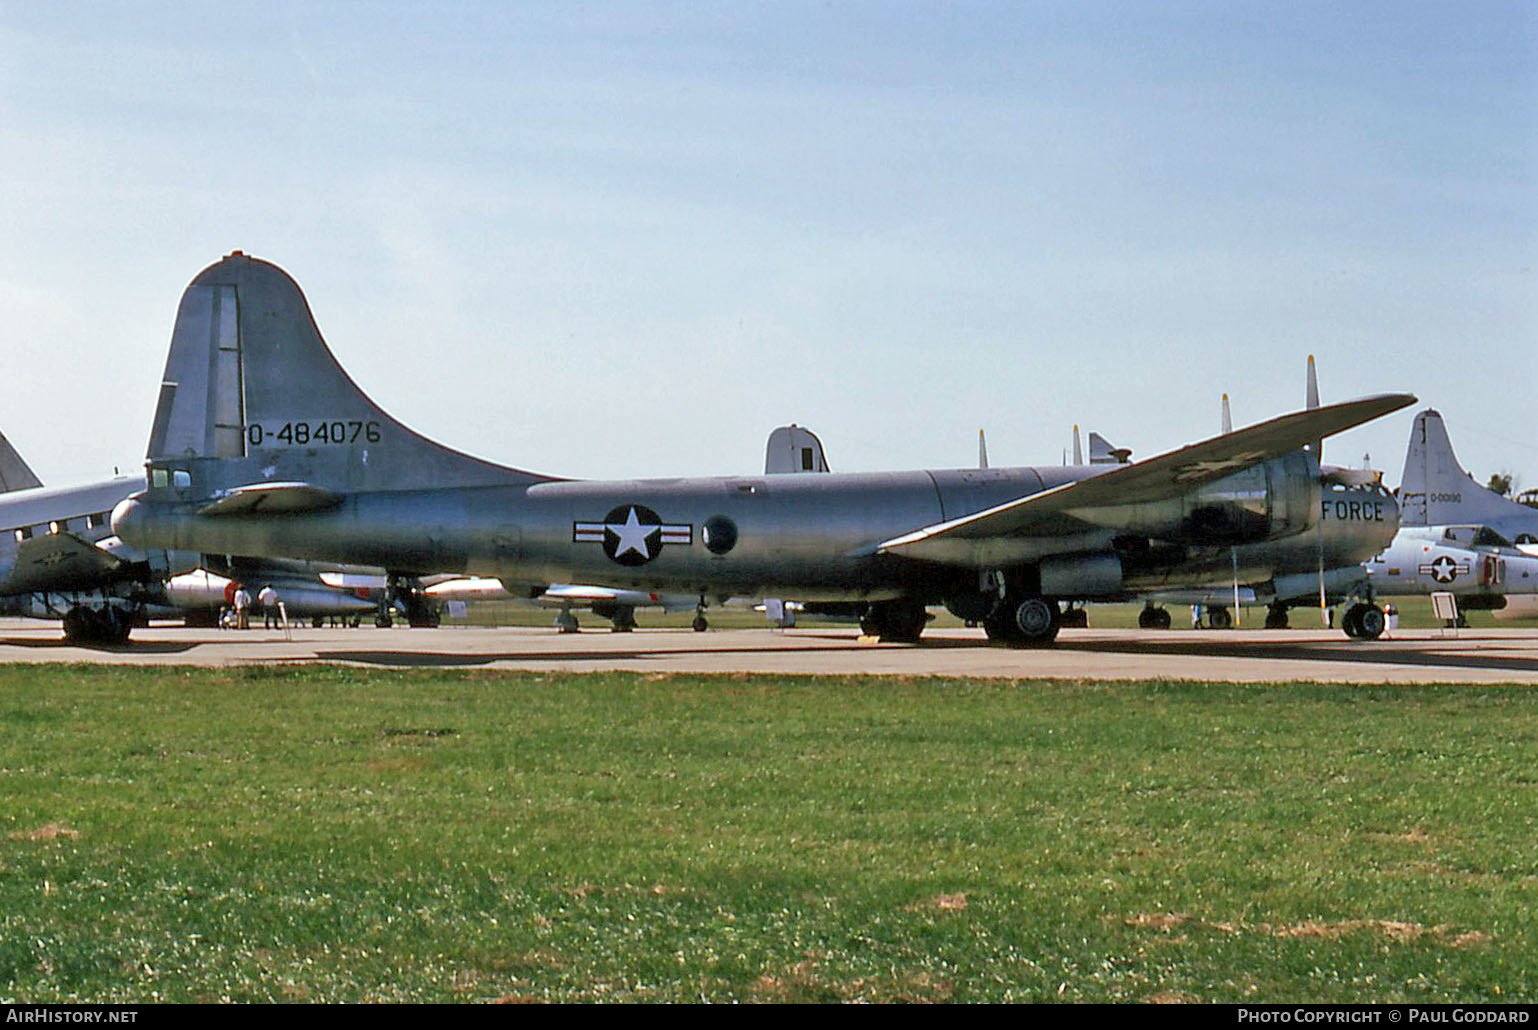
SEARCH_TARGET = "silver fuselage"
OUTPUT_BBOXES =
[115,459,1397,605]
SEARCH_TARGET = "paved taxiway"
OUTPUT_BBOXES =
[0,620,1535,683]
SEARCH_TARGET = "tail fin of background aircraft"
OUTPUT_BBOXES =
[1088,432,1131,465]
[0,430,43,493]
[764,425,830,474]
[1399,409,1537,537]
[146,252,543,494]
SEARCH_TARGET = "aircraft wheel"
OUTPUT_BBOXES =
[62,607,89,642]
[1060,607,1088,629]
[555,610,580,633]
[861,601,928,643]
[1137,606,1159,629]
[610,606,637,633]
[1264,605,1289,630]
[692,614,708,632]
[1153,608,1172,630]
[1012,597,1060,647]
[105,607,133,645]
[375,613,394,629]
[1208,606,1233,630]
[1356,605,1386,640]
[1343,602,1382,640]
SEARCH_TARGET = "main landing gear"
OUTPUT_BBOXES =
[1137,604,1173,630]
[62,605,134,645]
[1341,602,1386,640]
[376,573,442,629]
[983,596,1061,647]
[860,601,931,643]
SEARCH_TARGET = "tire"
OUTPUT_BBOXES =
[1012,598,1060,646]
[1355,605,1386,640]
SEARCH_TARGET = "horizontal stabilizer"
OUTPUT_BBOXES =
[880,393,1414,554]
[1,533,129,594]
[197,482,344,516]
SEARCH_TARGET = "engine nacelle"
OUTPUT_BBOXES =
[1076,452,1320,545]
[1040,552,1124,600]
[1174,452,1320,544]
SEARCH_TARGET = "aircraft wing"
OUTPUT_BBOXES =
[1,533,132,594]
[198,482,344,516]
[880,393,1414,555]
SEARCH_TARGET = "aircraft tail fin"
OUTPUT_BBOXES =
[1399,409,1535,534]
[146,252,543,494]
[764,425,830,474]
[1088,432,1131,465]
[0,430,43,493]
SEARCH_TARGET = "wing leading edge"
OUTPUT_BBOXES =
[879,393,1415,556]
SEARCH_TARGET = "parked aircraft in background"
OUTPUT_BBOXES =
[1364,524,1538,614]
[1398,409,1538,544]
[0,426,394,639]
[0,429,188,642]
[1388,408,1538,622]
[170,557,381,627]
[422,577,705,632]
[113,253,1414,647]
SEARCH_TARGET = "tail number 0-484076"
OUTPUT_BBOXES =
[246,420,382,447]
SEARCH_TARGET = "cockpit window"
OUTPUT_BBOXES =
[1442,525,1516,548]
[1473,527,1514,548]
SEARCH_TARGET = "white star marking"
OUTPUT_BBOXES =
[609,507,656,561]
[1174,451,1268,483]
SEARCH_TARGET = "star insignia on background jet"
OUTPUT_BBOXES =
[1419,555,1469,584]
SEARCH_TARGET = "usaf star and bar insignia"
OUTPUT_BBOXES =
[574,505,692,566]
[1419,555,1470,584]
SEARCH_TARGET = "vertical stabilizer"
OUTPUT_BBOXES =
[764,425,830,474]
[146,252,543,494]
[1398,409,1538,540]
[1088,432,1131,465]
[0,430,43,493]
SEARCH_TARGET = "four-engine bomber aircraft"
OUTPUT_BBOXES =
[112,253,1415,646]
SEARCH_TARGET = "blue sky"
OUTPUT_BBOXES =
[1,2,1533,488]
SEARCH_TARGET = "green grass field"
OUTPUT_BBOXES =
[2,665,1535,1003]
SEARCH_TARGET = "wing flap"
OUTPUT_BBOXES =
[198,482,344,516]
[880,393,1414,555]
